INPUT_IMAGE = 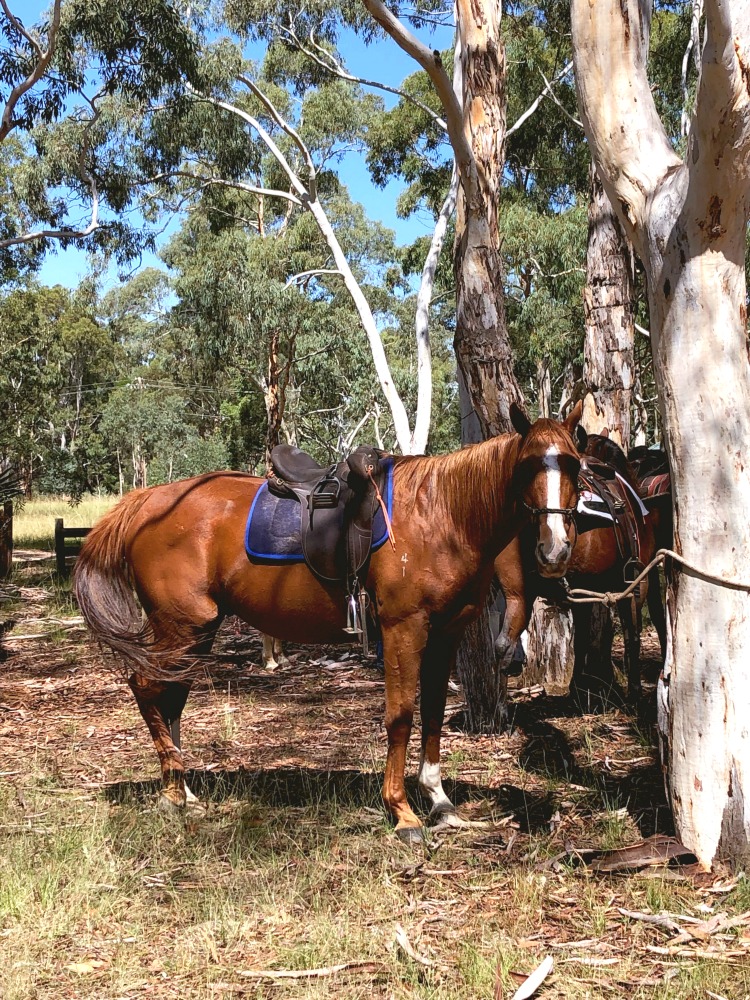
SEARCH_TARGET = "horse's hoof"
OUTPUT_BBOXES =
[158,790,186,813]
[184,783,200,805]
[430,808,461,828]
[395,825,427,845]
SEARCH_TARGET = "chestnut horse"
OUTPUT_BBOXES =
[74,403,582,841]
[495,431,660,703]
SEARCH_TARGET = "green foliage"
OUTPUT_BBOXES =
[0,0,201,282]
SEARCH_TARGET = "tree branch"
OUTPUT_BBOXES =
[148,170,303,206]
[361,0,476,193]
[186,85,308,200]
[238,74,317,198]
[680,0,704,138]
[690,0,750,191]
[570,0,682,239]
[507,60,580,137]
[0,82,104,249]
[279,23,448,132]
[0,0,62,142]
[411,163,458,454]
[189,82,414,453]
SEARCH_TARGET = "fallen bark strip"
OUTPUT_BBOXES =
[510,955,554,1000]
[237,961,384,979]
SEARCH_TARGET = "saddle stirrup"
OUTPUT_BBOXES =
[343,584,370,657]
[344,591,363,636]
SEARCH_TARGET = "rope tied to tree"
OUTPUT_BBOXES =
[564,548,750,606]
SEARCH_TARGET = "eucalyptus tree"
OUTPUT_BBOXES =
[139,21,439,457]
[0,0,200,281]
[572,0,750,867]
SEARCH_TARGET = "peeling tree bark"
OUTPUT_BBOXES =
[582,163,636,448]
[572,0,750,868]
[581,162,638,687]
[453,0,523,437]
[452,2,521,732]
[363,0,522,733]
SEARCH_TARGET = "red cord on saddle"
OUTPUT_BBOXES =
[367,467,396,549]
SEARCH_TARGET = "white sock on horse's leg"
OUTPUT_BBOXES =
[418,754,455,815]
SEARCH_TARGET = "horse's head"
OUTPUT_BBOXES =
[511,401,584,578]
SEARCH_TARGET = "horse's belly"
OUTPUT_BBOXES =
[225,561,350,644]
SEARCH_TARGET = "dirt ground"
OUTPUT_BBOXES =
[1,558,749,999]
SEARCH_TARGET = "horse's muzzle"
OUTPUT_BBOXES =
[535,540,572,578]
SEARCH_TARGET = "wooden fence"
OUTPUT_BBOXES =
[0,501,12,578]
[54,518,91,577]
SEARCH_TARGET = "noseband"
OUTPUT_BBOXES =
[522,499,579,547]
[522,501,578,519]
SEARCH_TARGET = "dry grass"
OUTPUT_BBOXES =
[0,562,749,999]
[13,495,117,551]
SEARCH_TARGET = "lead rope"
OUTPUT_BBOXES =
[367,466,396,550]
[565,547,750,606]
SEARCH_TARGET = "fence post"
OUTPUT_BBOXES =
[0,501,12,578]
[55,518,66,577]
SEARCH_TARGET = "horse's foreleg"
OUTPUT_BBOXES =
[618,597,643,705]
[129,676,192,809]
[647,565,667,661]
[418,637,457,820]
[261,634,289,671]
[381,616,429,843]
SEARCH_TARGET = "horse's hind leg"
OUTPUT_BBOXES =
[261,634,289,671]
[129,600,222,810]
[618,597,643,705]
[647,565,667,661]
[129,676,193,809]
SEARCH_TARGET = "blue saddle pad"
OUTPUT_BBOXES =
[245,458,394,563]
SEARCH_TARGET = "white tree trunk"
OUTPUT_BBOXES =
[572,0,750,867]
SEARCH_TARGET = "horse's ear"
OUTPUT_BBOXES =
[510,402,532,438]
[563,399,583,434]
[600,426,610,439]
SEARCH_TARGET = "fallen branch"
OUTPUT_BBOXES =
[394,922,435,967]
[238,961,382,979]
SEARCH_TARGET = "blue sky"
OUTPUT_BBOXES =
[14,3,453,290]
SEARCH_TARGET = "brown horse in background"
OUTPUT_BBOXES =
[495,431,662,703]
[74,403,583,841]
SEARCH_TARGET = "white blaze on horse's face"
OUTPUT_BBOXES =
[535,444,574,577]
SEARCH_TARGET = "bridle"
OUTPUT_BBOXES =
[522,500,578,520]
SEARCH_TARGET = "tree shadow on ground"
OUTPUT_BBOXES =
[103,765,557,835]
[509,692,672,839]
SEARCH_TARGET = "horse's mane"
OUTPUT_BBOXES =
[628,445,669,482]
[392,421,575,548]
[585,434,638,484]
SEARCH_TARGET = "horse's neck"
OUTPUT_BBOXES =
[396,434,521,555]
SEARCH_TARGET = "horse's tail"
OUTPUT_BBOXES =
[73,489,163,677]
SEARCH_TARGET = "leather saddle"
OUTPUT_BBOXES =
[578,457,649,582]
[267,444,387,588]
